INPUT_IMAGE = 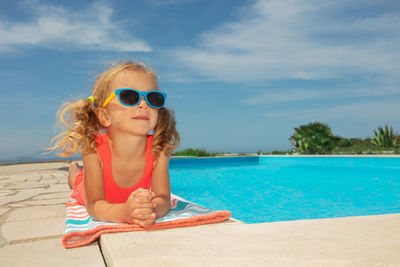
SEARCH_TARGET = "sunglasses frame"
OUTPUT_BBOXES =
[102,88,167,108]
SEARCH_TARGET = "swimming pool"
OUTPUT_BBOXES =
[169,156,400,223]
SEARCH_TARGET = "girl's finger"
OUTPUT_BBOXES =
[128,201,154,213]
[134,207,153,214]
[140,219,155,228]
[132,218,155,228]
[132,202,154,209]
[136,190,152,198]
[142,219,154,227]
[130,188,145,197]
[132,219,144,226]
[130,188,152,199]
[134,196,152,203]
[134,210,156,219]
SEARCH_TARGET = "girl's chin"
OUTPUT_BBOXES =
[111,123,156,136]
[130,127,155,136]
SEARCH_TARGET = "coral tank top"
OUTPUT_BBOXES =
[96,133,155,203]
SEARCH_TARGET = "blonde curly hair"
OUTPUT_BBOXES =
[46,61,180,157]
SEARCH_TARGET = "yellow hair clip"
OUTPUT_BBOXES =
[88,96,95,103]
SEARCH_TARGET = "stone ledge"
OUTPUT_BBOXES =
[100,213,400,267]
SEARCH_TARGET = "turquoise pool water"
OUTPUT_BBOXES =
[169,156,400,223]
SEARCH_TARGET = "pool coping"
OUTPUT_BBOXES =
[2,154,400,167]
[100,213,400,266]
[260,154,400,158]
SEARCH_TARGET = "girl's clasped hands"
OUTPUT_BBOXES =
[125,188,157,227]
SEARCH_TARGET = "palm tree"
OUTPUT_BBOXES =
[371,125,399,148]
[289,122,336,154]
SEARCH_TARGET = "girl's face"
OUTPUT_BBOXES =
[103,70,159,137]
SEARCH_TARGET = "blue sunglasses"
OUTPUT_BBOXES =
[102,88,167,108]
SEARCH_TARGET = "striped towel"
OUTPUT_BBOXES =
[63,194,231,248]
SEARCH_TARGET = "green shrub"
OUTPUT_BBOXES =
[289,122,336,154]
[371,125,399,148]
[173,148,216,157]
[268,150,292,155]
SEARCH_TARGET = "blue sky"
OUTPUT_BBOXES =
[0,0,399,163]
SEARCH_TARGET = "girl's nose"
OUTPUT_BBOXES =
[137,96,148,109]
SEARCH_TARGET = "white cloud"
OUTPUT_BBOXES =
[244,86,400,104]
[170,0,400,82]
[245,89,322,104]
[262,97,400,140]
[0,1,151,52]
[264,98,400,123]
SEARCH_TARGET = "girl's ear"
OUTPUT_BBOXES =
[95,108,112,127]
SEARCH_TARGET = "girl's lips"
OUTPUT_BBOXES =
[132,115,149,120]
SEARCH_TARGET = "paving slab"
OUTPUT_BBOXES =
[0,208,10,216]
[4,181,49,190]
[2,216,65,241]
[32,192,70,200]
[3,188,47,204]
[47,184,71,193]
[0,189,16,196]
[0,162,70,176]
[100,213,400,267]
[6,204,65,222]
[0,238,105,267]
[21,197,71,206]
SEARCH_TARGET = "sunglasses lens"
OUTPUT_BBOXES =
[147,92,165,108]
[120,90,140,106]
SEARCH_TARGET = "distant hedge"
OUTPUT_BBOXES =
[173,148,217,157]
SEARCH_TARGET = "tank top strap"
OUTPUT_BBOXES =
[145,135,155,167]
[96,133,112,179]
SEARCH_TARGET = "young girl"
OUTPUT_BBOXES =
[47,61,179,228]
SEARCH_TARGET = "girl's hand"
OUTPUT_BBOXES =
[125,188,156,227]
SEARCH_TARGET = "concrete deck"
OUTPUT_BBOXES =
[0,161,399,266]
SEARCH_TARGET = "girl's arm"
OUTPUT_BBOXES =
[151,150,171,218]
[83,152,127,222]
